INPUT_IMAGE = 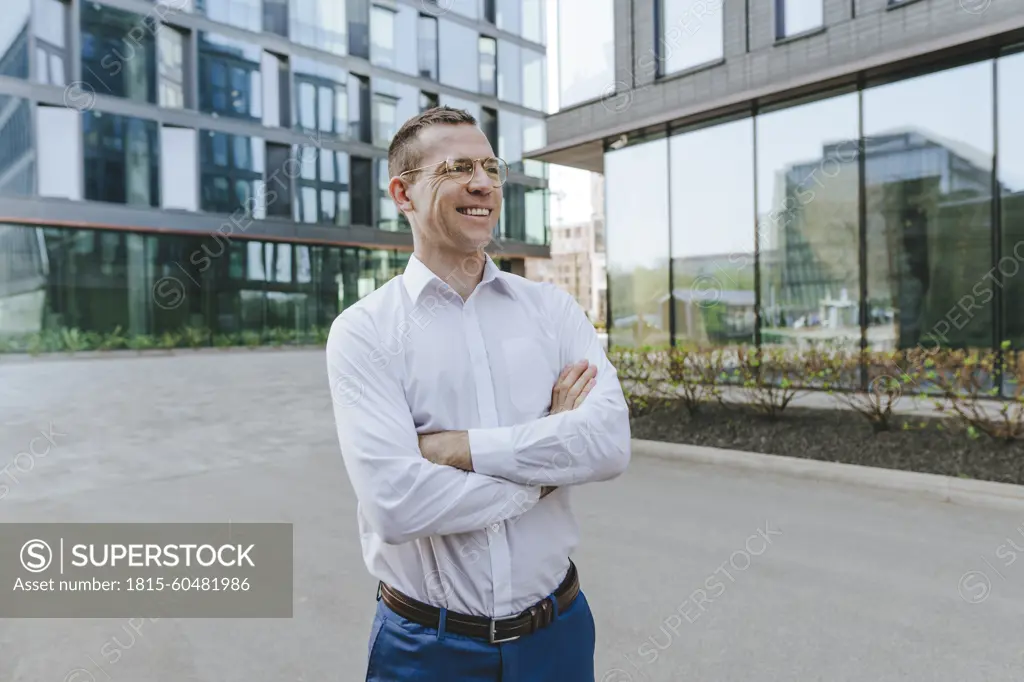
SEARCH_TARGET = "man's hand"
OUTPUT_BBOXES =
[418,431,473,471]
[550,360,597,415]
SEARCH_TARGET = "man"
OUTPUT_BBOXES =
[326,106,631,681]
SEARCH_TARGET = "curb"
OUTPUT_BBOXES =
[0,346,327,364]
[631,438,1024,512]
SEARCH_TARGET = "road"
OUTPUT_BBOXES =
[1,350,1023,681]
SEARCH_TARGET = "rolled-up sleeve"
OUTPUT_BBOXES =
[327,308,541,545]
[468,286,631,487]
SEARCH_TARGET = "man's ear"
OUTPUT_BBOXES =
[389,176,414,213]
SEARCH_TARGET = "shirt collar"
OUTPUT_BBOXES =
[402,253,516,303]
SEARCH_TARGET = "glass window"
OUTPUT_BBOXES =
[864,61,994,352]
[496,0,520,36]
[0,97,35,196]
[83,112,160,207]
[659,0,724,75]
[522,48,546,113]
[757,93,860,355]
[479,36,497,97]
[669,119,756,347]
[498,41,521,105]
[438,19,477,92]
[350,157,373,225]
[373,94,398,148]
[349,0,370,59]
[370,5,396,69]
[200,131,265,214]
[196,0,261,32]
[33,0,67,85]
[481,107,498,152]
[350,75,371,143]
[0,0,31,80]
[81,3,157,103]
[158,25,186,109]
[378,159,407,231]
[198,33,262,120]
[418,14,438,80]
[292,57,348,139]
[373,79,419,147]
[606,138,671,349]
[777,0,824,39]
[290,0,347,54]
[521,0,544,44]
[525,185,547,245]
[558,0,612,109]
[1000,51,1024,349]
[263,0,288,37]
[499,110,522,173]
[522,116,546,178]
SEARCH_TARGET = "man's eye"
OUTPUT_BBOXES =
[450,162,472,173]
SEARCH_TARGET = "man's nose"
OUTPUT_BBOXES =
[465,163,493,193]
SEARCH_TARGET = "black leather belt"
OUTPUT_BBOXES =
[378,561,580,644]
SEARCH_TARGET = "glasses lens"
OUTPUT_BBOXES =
[446,158,508,186]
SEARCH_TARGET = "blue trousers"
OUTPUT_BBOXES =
[364,590,596,681]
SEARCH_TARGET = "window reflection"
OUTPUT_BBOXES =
[292,57,348,139]
[671,119,756,346]
[0,0,31,80]
[373,79,419,148]
[864,62,994,352]
[479,36,497,97]
[522,49,546,113]
[999,51,1024,349]
[198,32,262,121]
[82,3,157,104]
[418,14,438,80]
[370,5,396,69]
[439,19,477,92]
[757,94,860,354]
[33,0,68,85]
[498,41,521,105]
[0,96,35,196]
[606,138,671,348]
[200,130,266,215]
[290,0,347,55]
[83,112,160,207]
[196,0,261,32]
[158,26,186,108]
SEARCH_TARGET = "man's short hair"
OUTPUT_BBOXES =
[388,106,478,180]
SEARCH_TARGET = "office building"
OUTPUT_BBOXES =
[526,171,606,324]
[0,0,550,342]
[530,0,1024,392]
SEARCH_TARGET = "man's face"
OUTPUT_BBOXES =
[391,123,502,252]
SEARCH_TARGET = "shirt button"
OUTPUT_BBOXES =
[491,524,500,533]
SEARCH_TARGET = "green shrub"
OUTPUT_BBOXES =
[180,326,210,349]
[98,326,129,351]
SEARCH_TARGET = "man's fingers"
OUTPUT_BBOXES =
[572,377,597,409]
[565,365,597,406]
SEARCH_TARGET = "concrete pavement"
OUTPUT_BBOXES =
[1,350,1023,681]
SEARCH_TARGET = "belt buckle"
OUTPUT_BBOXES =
[488,617,521,644]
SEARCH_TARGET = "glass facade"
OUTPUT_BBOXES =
[605,52,1023,395]
[0,223,409,340]
[0,0,550,348]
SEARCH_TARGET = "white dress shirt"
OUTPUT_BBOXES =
[326,253,631,618]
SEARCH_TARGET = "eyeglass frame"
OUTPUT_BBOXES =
[397,156,509,188]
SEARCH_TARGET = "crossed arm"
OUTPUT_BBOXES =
[419,287,632,490]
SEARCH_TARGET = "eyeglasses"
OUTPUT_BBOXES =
[399,157,509,188]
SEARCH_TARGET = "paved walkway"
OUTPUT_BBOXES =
[1,351,1022,681]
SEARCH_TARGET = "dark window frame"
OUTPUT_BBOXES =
[198,34,262,121]
[199,130,264,215]
[418,13,439,81]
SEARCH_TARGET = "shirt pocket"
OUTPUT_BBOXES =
[501,336,558,419]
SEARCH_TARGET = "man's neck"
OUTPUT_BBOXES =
[414,245,487,302]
